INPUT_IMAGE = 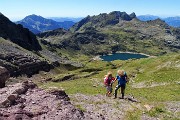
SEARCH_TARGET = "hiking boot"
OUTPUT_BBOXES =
[120,93,124,99]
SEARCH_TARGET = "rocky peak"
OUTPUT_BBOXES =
[129,12,136,19]
[70,15,91,32]
[109,11,122,17]
[70,11,137,32]
[109,11,136,21]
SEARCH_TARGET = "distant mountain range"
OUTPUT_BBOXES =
[137,15,159,21]
[137,15,180,27]
[16,14,75,34]
[15,14,180,34]
[48,17,83,22]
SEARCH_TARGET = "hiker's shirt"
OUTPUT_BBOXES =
[116,72,127,86]
[104,77,115,86]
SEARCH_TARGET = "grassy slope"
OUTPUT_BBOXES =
[39,53,180,119]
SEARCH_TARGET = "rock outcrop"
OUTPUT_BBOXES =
[0,51,51,77]
[37,28,68,38]
[0,66,10,88]
[0,81,101,120]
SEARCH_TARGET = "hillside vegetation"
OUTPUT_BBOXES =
[39,53,180,120]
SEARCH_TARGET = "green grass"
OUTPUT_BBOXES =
[41,77,105,95]
[127,83,180,102]
[147,105,166,117]
[39,53,180,101]
[38,53,180,119]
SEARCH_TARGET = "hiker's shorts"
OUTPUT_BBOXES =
[106,86,112,93]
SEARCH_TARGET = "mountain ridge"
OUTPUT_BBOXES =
[70,11,136,32]
[39,11,180,56]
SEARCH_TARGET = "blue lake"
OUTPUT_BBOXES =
[100,53,149,61]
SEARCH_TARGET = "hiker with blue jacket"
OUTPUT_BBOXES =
[114,70,128,99]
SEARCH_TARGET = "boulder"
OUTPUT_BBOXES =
[0,66,10,88]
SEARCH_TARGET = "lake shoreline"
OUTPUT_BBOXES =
[93,51,154,61]
[115,51,151,57]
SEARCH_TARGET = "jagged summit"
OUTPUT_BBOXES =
[70,11,136,32]
[109,11,136,20]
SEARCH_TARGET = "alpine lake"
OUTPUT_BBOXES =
[100,52,149,61]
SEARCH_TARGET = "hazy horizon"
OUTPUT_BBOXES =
[9,14,180,22]
[0,0,180,21]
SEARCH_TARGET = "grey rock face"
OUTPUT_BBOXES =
[0,52,51,77]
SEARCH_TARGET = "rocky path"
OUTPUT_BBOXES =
[70,94,142,120]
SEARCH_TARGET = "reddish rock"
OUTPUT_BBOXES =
[0,81,98,120]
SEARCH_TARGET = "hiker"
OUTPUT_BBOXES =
[114,70,128,99]
[104,71,115,97]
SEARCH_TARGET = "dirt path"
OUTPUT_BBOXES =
[70,94,143,120]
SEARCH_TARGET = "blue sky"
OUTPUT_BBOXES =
[0,0,180,21]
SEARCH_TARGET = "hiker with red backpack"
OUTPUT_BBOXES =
[113,70,128,99]
[104,71,115,97]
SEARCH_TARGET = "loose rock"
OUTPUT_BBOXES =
[0,66,10,88]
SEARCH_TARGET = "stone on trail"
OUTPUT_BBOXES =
[0,66,10,88]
